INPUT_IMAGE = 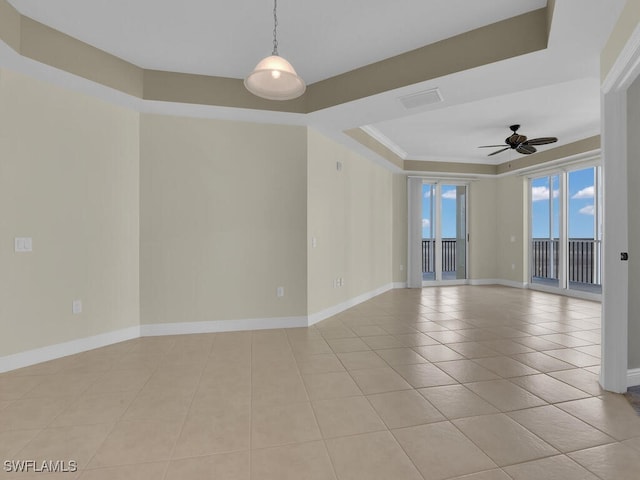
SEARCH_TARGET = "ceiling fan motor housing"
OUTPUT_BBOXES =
[507,134,527,147]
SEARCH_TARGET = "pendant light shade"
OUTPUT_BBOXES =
[244,55,306,100]
[244,0,305,101]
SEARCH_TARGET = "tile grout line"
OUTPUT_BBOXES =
[284,329,341,480]
[161,335,212,480]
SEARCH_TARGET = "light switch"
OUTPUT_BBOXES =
[14,237,33,252]
[72,300,82,314]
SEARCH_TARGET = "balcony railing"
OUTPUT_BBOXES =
[421,239,456,273]
[532,238,601,285]
[422,238,601,286]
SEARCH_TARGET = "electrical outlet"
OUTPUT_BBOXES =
[276,287,284,297]
[72,300,82,314]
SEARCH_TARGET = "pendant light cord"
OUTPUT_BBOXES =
[272,0,279,55]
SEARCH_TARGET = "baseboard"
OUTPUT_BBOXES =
[0,284,399,372]
[141,316,309,336]
[628,368,640,388]
[9,280,546,373]
[468,279,527,289]
[528,282,601,301]
[308,283,396,326]
[0,326,140,374]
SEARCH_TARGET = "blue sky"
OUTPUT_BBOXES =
[531,167,597,238]
[422,168,597,240]
[422,184,460,239]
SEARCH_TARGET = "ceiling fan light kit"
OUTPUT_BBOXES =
[479,124,558,157]
[244,0,306,101]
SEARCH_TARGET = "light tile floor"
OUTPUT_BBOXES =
[2,285,640,479]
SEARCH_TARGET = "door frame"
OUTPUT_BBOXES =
[526,162,602,300]
[407,178,470,287]
[600,23,640,392]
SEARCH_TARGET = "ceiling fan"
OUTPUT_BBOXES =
[479,125,558,156]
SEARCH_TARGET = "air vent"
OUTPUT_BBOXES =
[398,88,443,110]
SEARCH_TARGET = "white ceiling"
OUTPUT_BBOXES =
[5,0,628,168]
[367,78,602,165]
[9,0,546,83]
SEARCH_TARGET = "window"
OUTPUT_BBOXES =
[529,165,602,295]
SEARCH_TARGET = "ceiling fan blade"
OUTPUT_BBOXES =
[488,147,511,156]
[516,144,537,155]
[524,137,558,146]
[478,145,508,148]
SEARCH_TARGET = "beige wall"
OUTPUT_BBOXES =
[307,129,394,315]
[461,175,528,285]
[627,75,640,369]
[496,175,528,283]
[391,176,523,285]
[0,68,140,356]
[392,174,408,284]
[139,115,308,324]
[468,179,499,280]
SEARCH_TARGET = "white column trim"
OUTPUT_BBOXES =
[628,368,640,388]
[559,172,568,290]
[407,177,423,288]
[601,88,629,393]
[434,184,443,280]
[598,23,640,393]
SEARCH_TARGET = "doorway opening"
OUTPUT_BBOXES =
[416,181,468,285]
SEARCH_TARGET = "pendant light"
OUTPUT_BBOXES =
[244,0,306,100]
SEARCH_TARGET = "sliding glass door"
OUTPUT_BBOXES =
[420,182,467,283]
[530,165,602,295]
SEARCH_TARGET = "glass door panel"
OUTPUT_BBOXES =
[568,167,602,294]
[419,183,467,283]
[531,175,560,287]
[440,185,467,280]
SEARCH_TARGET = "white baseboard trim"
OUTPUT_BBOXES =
[12,280,563,373]
[628,368,640,388]
[422,279,468,287]
[308,283,396,326]
[527,283,601,302]
[0,283,401,372]
[0,326,140,374]
[141,316,309,337]
[468,279,527,289]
